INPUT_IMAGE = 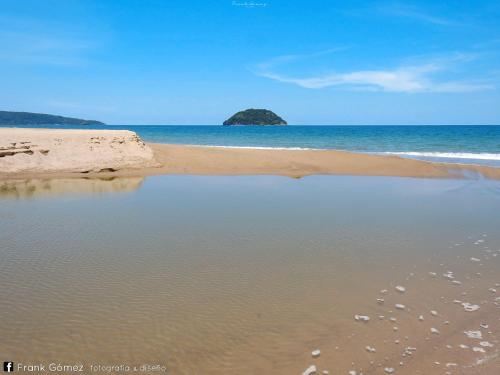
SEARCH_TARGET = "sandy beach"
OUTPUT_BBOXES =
[3,1,499,373]
[1,128,500,180]
[1,129,499,374]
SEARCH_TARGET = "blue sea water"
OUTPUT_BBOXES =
[2,124,500,166]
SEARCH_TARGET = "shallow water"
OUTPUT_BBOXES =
[1,175,499,374]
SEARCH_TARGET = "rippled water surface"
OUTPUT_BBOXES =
[1,175,499,374]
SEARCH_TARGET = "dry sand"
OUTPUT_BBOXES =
[0,128,156,174]
[1,128,500,180]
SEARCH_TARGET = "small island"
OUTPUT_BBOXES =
[0,111,104,126]
[223,109,287,126]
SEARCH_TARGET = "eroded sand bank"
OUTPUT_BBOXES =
[0,128,156,174]
[1,128,500,179]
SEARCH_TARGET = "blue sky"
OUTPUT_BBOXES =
[1,0,500,124]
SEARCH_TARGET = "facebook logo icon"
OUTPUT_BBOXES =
[3,362,13,372]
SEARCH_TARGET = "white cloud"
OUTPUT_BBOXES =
[253,53,494,93]
[254,47,349,71]
[377,3,457,26]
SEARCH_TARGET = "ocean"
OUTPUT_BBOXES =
[2,124,500,166]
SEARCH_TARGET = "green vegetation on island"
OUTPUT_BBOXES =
[223,109,287,126]
[0,111,104,126]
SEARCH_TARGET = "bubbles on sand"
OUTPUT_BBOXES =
[395,286,406,293]
[464,330,482,339]
[298,232,498,374]
[302,364,317,375]
[443,271,454,280]
[354,315,370,322]
[401,346,417,359]
[479,341,494,348]
[462,302,480,312]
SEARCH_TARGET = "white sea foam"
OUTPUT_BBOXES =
[180,144,320,151]
[200,148,500,161]
[171,144,500,166]
[383,152,500,161]
[173,145,500,162]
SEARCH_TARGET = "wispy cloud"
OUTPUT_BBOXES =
[377,2,457,26]
[254,47,349,71]
[252,52,495,93]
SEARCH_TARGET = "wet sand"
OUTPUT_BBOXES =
[0,175,498,374]
[146,143,500,180]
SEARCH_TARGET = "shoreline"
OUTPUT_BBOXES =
[147,143,500,179]
[148,144,500,169]
[1,128,500,180]
[2,142,500,181]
